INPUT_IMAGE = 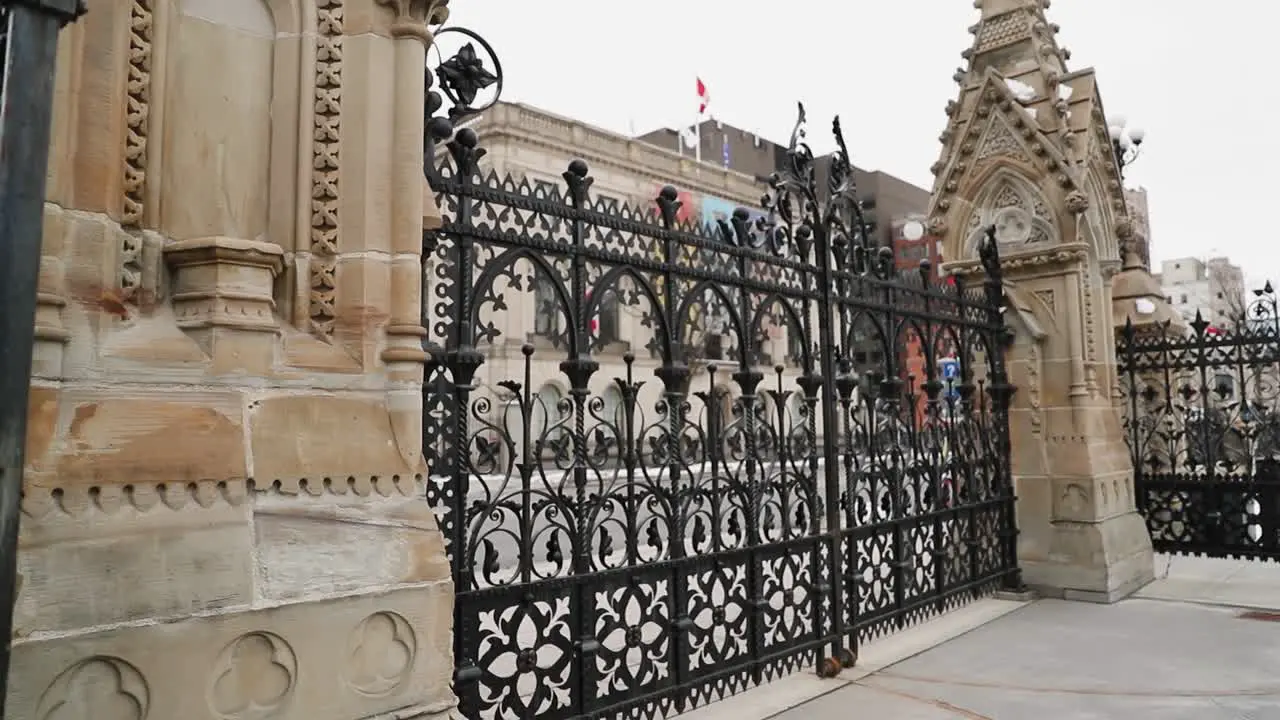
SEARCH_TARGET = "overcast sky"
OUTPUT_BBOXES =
[444,1,1276,287]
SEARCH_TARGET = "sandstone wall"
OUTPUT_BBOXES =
[10,0,454,718]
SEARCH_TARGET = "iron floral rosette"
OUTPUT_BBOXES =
[424,20,504,170]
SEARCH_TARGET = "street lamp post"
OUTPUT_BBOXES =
[1109,114,1146,181]
[0,1,87,715]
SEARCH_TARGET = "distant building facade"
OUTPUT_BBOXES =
[892,216,952,423]
[1158,256,1247,329]
[640,117,935,395]
[637,120,931,252]
[435,102,808,459]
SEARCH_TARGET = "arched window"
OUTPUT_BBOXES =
[964,173,1057,257]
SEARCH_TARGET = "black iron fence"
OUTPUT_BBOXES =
[420,74,1021,716]
[1120,286,1280,560]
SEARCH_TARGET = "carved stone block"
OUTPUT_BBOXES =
[7,584,456,720]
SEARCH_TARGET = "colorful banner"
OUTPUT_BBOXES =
[648,184,697,224]
[700,195,765,232]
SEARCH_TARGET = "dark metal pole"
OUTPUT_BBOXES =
[0,1,86,715]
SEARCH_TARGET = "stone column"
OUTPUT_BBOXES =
[948,233,1155,602]
[9,1,456,717]
[949,245,1155,603]
[376,0,447,467]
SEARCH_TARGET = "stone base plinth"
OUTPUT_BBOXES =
[1022,509,1154,603]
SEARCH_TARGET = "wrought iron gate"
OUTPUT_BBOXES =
[420,58,1021,719]
[1119,288,1280,560]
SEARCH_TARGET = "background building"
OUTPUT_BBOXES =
[640,117,936,394]
[439,103,940,462]
[893,216,952,423]
[437,102,809,464]
[1158,256,1247,329]
[638,119,931,251]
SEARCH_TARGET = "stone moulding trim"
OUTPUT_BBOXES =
[121,0,154,302]
[35,293,71,344]
[164,237,285,332]
[309,0,345,341]
[123,0,152,227]
[363,698,460,719]
[944,243,1089,276]
[19,474,426,519]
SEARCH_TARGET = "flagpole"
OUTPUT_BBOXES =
[694,116,701,164]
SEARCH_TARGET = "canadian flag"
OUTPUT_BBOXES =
[697,77,710,115]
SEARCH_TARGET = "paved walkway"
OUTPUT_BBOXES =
[776,598,1280,719]
[683,555,1280,720]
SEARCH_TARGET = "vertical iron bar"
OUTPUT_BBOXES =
[561,160,600,718]
[0,3,85,715]
[654,188,692,713]
[951,288,981,594]
[813,221,844,669]
[1193,320,1220,552]
[1122,322,1145,520]
[921,287,947,615]
[980,233,1023,591]
[884,278,908,630]
[442,131,485,717]
[734,246,766,684]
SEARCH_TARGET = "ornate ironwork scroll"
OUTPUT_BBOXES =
[421,55,1019,716]
[1120,288,1280,560]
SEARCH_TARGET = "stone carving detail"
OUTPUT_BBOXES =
[123,0,152,226]
[121,0,153,300]
[1032,196,1051,220]
[1061,483,1088,516]
[976,119,1023,161]
[1064,190,1088,214]
[120,234,144,298]
[1082,277,1098,388]
[993,206,1031,244]
[310,0,345,340]
[36,656,149,720]
[1034,289,1055,315]
[966,175,1058,255]
[975,11,1030,52]
[1026,342,1042,433]
[210,632,297,719]
[345,611,418,696]
[993,184,1021,209]
[949,245,1089,277]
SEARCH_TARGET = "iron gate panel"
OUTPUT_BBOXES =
[1119,288,1280,560]
[420,87,1020,715]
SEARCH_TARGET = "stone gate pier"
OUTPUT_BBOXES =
[932,0,1155,602]
[9,0,455,717]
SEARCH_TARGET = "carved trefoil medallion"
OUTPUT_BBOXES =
[345,611,418,697]
[37,656,150,720]
[209,632,297,719]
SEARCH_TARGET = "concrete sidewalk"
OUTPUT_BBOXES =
[1136,552,1280,610]
[683,555,1280,720]
[776,598,1280,719]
